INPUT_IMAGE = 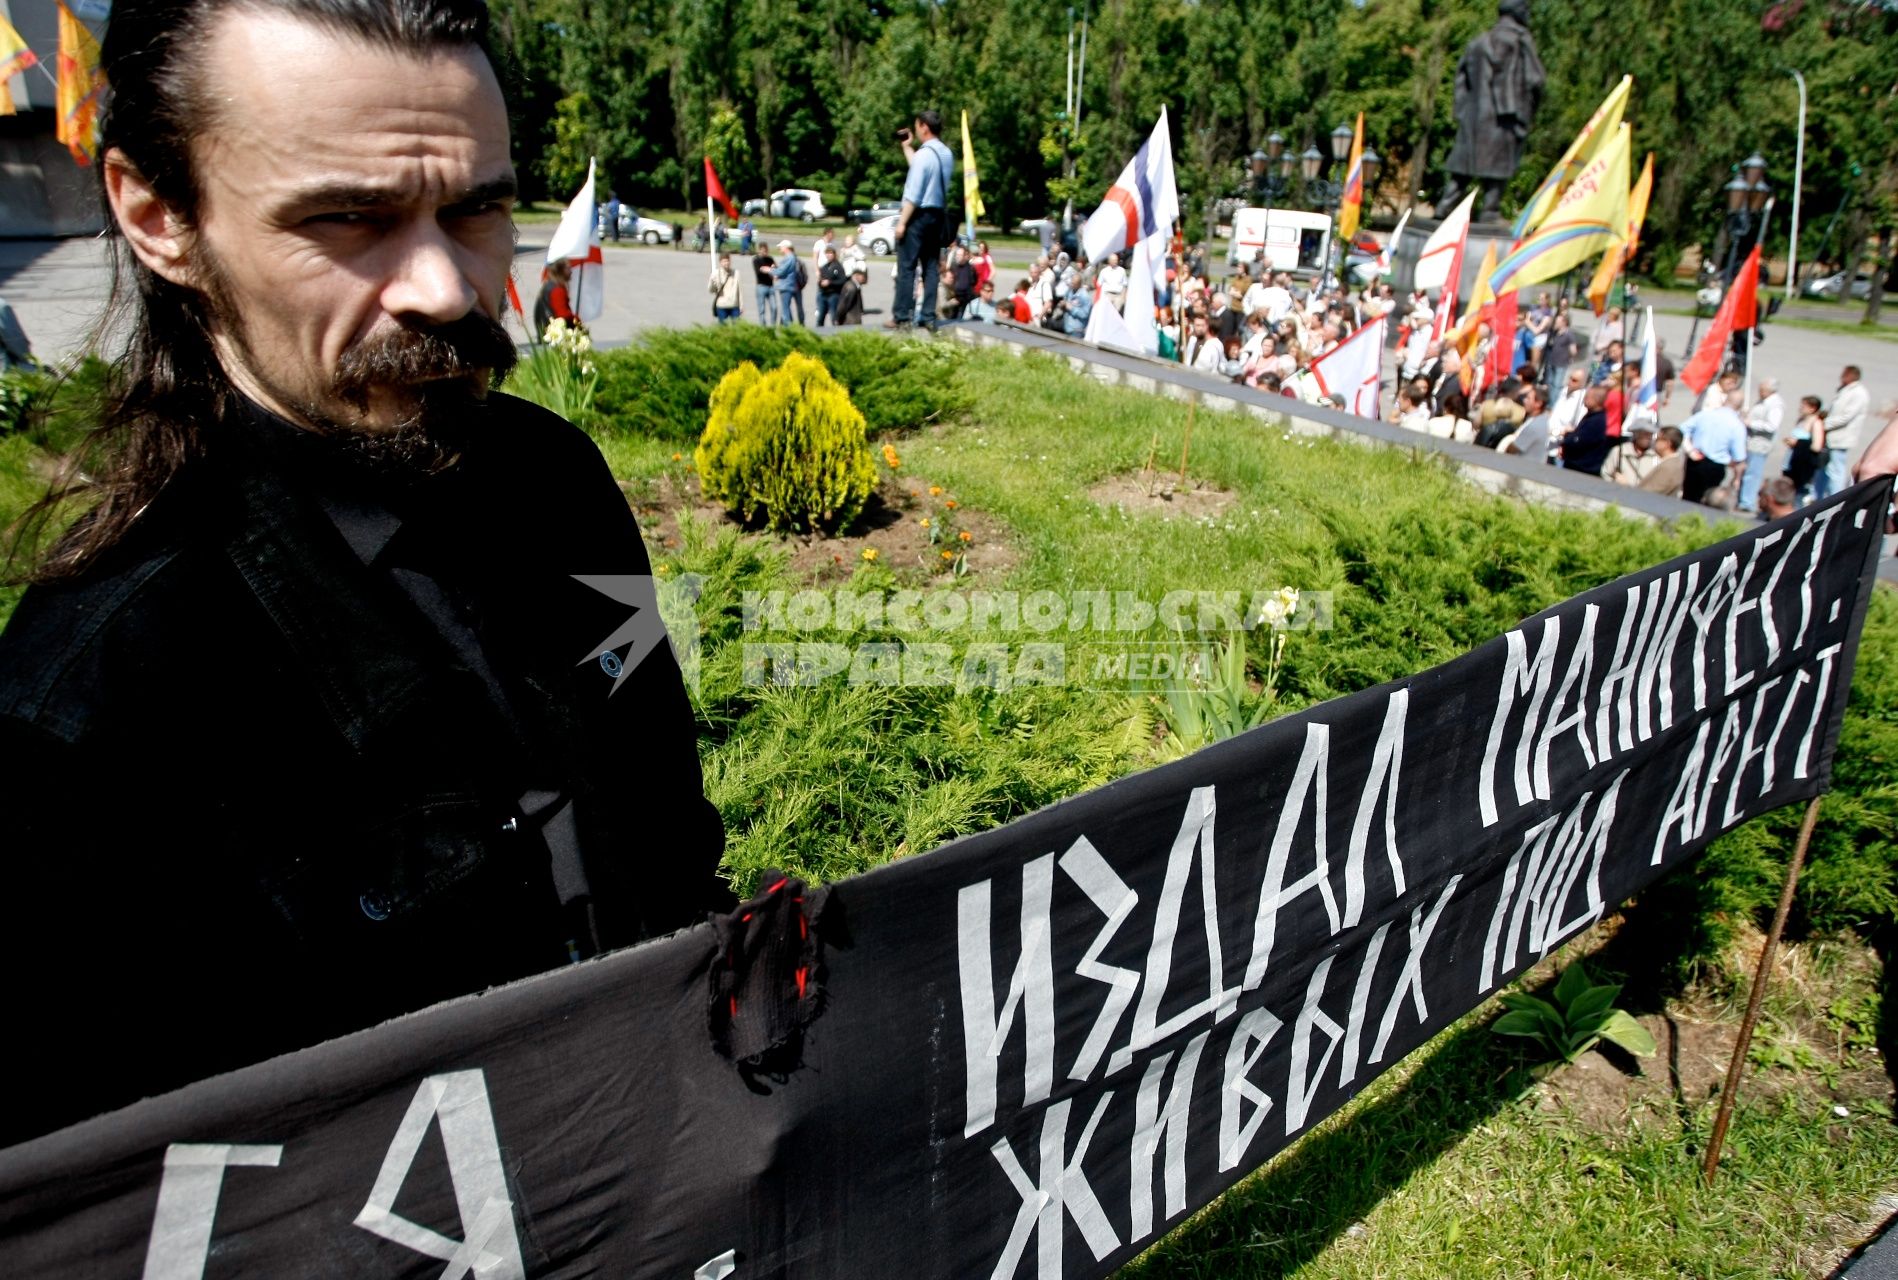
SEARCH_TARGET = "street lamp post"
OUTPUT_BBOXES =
[1689,155,1773,353]
[1785,69,1806,302]
[1296,124,1374,291]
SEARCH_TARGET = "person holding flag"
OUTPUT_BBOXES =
[544,158,605,332]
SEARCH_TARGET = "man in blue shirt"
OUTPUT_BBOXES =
[1681,386,1749,506]
[889,109,956,331]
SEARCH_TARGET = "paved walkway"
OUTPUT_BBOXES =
[7,234,1890,435]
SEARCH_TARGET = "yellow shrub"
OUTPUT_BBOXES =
[694,351,877,533]
[693,359,763,503]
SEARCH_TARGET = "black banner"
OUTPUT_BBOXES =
[2,480,1889,1280]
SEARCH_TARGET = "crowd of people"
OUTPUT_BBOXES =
[585,162,1894,519]
[916,229,1887,519]
[705,229,873,328]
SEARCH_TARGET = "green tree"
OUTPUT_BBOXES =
[542,91,596,198]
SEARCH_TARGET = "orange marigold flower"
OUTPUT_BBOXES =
[958,530,973,542]
[945,500,958,509]
[861,548,879,562]
[928,485,943,496]
[941,550,954,560]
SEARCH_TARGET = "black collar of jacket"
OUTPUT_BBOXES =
[209,400,496,756]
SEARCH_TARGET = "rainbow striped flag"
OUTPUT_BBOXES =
[1490,122,1630,295]
[0,15,38,116]
[55,1,104,164]
[1511,76,1631,242]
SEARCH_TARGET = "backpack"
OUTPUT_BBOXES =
[796,259,809,292]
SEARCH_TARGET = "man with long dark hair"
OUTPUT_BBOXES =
[0,0,726,1145]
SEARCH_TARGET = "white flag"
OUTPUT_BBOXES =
[1412,191,1476,293]
[1634,305,1661,423]
[1082,108,1179,266]
[1121,234,1163,357]
[1309,316,1387,419]
[1083,284,1140,352]
[545,158,605,324]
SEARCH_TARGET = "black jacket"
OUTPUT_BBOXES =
[0,394,726,1143]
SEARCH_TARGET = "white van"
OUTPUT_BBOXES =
[1227,207,1333,276]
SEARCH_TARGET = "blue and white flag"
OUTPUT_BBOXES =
[1081,107,1178,264]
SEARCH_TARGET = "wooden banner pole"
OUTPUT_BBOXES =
[1701,793,1824,1183]
[1177,396,1197,488]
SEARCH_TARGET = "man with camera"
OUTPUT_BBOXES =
[888,109,956,331]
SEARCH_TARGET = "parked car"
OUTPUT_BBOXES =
[1802,269,1874,301]
[596,208,676,244]
[739,189,829,221]
[848,200,903,224]
[860,213,900,256]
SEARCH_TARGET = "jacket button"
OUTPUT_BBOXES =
[359,892,392,921]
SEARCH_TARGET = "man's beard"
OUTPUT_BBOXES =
[201,248,519,476]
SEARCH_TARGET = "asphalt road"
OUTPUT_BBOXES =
[3,234,1890,477]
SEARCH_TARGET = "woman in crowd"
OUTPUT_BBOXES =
[1782,395,1827,504]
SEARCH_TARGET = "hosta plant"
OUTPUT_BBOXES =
[1492,962,1657,1067]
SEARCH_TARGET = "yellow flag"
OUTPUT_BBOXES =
[1587,152,1655,314]
[1490,122,1631,295]
[1451,243,1498,360]
[960,109,985,232]
[1337,112,1366,244]
[1,15,38,117]
[1511,75,1631,241]
[56,0,104,165]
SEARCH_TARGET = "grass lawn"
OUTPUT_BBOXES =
[4,334,1895,1274]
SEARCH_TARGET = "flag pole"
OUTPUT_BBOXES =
[1704,794,1824,1183]
[1742,199,1775,415]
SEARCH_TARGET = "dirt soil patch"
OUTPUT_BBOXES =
[1533,927,1894,1140]
[625,468,1018,587]
[1087,469,1237,520]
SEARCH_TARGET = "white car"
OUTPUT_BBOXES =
[743,188,829,221]
[860,213,900,256]
[598,209,675,245]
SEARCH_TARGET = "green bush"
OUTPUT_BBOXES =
[0,370,47,436]
[693,351,877,533]
[590,325,965,441]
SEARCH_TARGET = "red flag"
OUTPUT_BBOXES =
[1730,250,1761,333]
[1680,243,1761,395]
[1486,290,1519,385]
[705,157,736,221]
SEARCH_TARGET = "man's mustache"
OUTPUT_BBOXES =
[333,312,518,402]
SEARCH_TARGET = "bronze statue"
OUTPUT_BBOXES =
[1438,0,1545,223]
